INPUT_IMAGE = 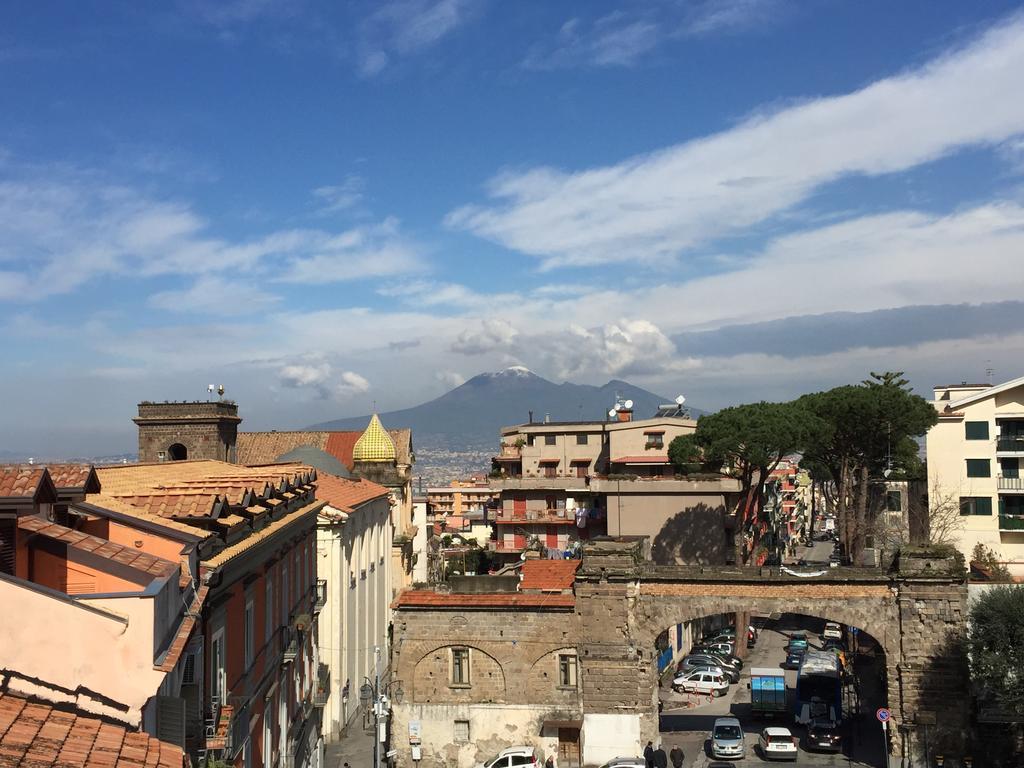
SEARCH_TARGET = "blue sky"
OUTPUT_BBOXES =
[3,0,1024,456]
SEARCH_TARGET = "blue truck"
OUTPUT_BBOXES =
[750,668,787,717]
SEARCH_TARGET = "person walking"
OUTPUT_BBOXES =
[669,745,684,768]
[644,741,655,768]
[653,744,668,768]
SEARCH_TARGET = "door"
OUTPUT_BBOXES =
[513,498,526,518]
[546,526,559,549]
[558,728,580,767]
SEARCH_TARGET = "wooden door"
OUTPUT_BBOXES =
[557,728,580,767]
[513,498,526,518]
[546,526,559,549]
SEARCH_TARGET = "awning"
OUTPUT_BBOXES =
[539,459,560,464]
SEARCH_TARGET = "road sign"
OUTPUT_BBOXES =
[876,708,891,723]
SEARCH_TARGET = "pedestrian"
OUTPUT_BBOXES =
[545,755,555,768]
[644,740,655,768]
[669,745,684,768]
[653,744,668,768]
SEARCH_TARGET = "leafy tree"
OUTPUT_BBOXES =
[971,543,1014,582]
[667,433,702,475]
[799,373,937,563]
[689,401,820,563]
[968,585,1024,717]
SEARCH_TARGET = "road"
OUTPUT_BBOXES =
[657,614,887,768]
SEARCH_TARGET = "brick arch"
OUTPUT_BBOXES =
[409,642,508,703]
[526,646,578,698]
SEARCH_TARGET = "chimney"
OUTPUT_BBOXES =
[544,412,551,424]
[617,407,633,423]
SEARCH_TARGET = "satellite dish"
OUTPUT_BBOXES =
[608,409,617,418]
[675,394,686,405]
[624,399,633,409]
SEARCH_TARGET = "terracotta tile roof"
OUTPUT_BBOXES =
[611,455,670,464]
[40,464,101,493]
[17,517,178,580]
[238,428,413,469]
[201,499,324,569]
[0,466,53,502]
[519,559,580,591]
[392,590,575,609]
[155,584,208,672]
[79,495,205,539]
[315,474,390,514]
[0,691,184,768]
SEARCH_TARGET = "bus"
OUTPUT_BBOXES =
[794,650,842,725]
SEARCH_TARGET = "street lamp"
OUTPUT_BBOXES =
[359,647,404,768]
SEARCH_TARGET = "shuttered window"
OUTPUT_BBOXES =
[0,519,17,576]
[965,421,990,440]
[155,696,186,748]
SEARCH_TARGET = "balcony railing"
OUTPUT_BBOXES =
[998,475,1024,491]
[313,663,330,708]
[998,514,1024,531]
[495,445,522,460]
[312,579,327,614]
[996,438,1024,453]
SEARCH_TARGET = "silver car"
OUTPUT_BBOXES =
[711,716,746,760]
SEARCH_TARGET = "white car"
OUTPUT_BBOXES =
[758,727,798,761]
[477,746,539,768]
[671,669,729,697]
[822,622,843,641]
[598,759,646,768]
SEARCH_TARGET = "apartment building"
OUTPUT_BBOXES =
[426,479,497,518]
[927,376,1024,576]
[489,403,740,565]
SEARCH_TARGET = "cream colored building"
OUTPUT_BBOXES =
[927,376,1024,576]
[314,474,394,742]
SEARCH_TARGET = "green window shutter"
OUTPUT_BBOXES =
[966,459,991,478]
[965,421,990,440]
[976,497,993,516]
[998,497,1005,516]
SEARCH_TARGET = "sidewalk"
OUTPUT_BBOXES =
[324,719,378,768]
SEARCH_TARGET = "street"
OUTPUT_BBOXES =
[657,613,888,768]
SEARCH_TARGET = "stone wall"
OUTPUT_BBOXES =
[133,401,240,463]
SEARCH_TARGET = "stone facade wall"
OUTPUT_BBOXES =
[391,605,581,768]
[134,401,240,463]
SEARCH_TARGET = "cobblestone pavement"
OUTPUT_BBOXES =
[324,719,378,768]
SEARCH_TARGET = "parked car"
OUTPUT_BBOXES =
[758,727,798,761]
[672,669,730,697]
[598,759,647,768]
[704,626,736,640]
[786,633,808,653]
[781,650,804,670]
[711,716,746,760]
[686,662,739,683]
[700,650,743,669]
[822,622,843,641]
[477,746,539,768]
[828,555,841,568]
[822,638,844,653]
[805,719,843,752]
[693,641,734,656]
[678,654,740,676]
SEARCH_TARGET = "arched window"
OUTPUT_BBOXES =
[168,443,188,461]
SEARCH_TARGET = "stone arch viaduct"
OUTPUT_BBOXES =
[575,542,970,767]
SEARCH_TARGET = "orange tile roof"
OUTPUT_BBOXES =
[0,466,52,501]
[324,432,359,468]
[0,691,184,768]
[18,517,178,580]
[41,464,100,493]
[315,473,390,514]
[201,499,324,569]
[392,590,574,609]
[80,495,205,539]
[519,559,581,592]
[155,584,208,672]
[237,428,413,469]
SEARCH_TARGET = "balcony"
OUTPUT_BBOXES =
[495,444,522,460]
[998,475,1024,492]
[313,663,330,708]
[996,437,1024,454]
[494,510,576,525]
[312,579,327,614]
[998,514,1024,531]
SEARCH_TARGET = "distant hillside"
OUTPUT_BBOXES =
[311,367,698,441]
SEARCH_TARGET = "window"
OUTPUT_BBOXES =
[210,629,226,702]
[262,705,273,768]
[545,435,556,446]
[1001,458,1019,479]
[265,579,274,643]
[575,462,589,478]
[244,600,255,669]
[645,433,664,449]
[960,496,993,516]
[558,654,577,688]
[527,435,535,446]
[281,565,289,620]
[965,421,990,440]
[966,459,991,478]
[576,434,588,445]
[454,720,470,743]
[451,647,470,685]
[885,491,902,513]
[543,463,557,478]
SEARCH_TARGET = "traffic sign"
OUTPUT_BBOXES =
[876,708,891,723]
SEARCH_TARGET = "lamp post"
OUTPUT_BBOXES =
[360,647,404,768]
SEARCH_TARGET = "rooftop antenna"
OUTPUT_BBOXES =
[985,362,994,384]
[207,384,215,402]
[217,384,225,400]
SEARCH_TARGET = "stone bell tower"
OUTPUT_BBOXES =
[133,400,241,463]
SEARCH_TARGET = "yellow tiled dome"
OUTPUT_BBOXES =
[352,414,396,462]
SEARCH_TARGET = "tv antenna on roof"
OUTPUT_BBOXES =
[675,394,686,405]
[986,362,994,384]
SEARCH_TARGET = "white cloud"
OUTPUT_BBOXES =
[312,176,364,214]
[680,0,781,38]
[148,276,281,315]
[277,218,425,283]
[523,12,662,70]
[451,318,519,355]
[359,0,481,76]
[279,361,370,400]
[435,370,466,388]
[451,13,1024,268]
